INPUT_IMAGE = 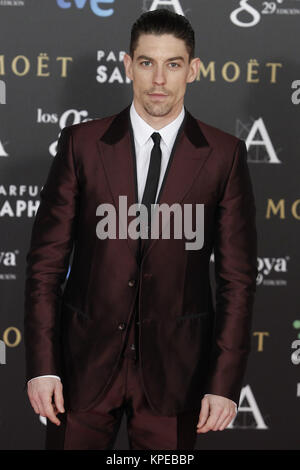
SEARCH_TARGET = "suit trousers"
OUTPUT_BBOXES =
[45,288,200,449]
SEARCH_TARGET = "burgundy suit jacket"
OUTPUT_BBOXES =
[24,104,257,416]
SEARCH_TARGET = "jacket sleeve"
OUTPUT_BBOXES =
[204,139,258,406]
[24,126,79,382]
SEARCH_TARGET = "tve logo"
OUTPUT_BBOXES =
[56,0,115,17]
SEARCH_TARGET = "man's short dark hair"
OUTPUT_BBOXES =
[130,9,195,62]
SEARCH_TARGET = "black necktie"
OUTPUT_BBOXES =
[139,132,162,252]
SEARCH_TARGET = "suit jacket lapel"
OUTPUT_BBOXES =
[97,104,212,264]
[97,105,140,263]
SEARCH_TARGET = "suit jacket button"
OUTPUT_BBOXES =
[118,322,126,330]
[128,279,136,287]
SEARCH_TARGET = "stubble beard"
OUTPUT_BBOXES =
[143,95,174,117]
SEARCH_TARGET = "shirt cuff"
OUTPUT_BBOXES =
[27,375,61,384]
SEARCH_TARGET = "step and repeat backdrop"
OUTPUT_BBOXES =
[0,0,299,450]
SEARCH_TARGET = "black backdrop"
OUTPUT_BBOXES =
[0,0,299,450]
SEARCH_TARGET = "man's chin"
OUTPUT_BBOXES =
[143,102,173,117]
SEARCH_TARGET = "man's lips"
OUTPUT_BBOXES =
[148,93,168,99]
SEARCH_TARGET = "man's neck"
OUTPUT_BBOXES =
[133,99,184,130]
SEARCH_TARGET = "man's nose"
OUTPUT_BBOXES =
[153,65,166,86]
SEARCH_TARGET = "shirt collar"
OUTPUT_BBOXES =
[130,100,185,150]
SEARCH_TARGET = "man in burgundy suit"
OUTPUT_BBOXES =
[24,9,257,450]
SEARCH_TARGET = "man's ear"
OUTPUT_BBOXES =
[123,53,133,81]
[187,57,201,83]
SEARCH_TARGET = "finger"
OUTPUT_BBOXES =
[212,408,230,430]
[37,391,50,418]
[198,406,223,433]
[39,392,61,425]
[43,401,61,426]
[29,397,40,415]
[218,411,236,431]
[54,383,65,413]
[27,389,40,414]
[34,395,45,417]
[197,398,209,428]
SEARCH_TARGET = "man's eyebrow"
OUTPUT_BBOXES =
[136,55,185,62]
[166,56,185,62]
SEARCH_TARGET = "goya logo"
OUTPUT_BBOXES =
[56,0,115,17]
[256,256,289,286]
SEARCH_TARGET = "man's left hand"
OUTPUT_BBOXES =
[196,394,237,433]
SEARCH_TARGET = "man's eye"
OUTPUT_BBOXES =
[141,61,151,66]
[169,63,180,68]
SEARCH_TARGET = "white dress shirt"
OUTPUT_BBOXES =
[27,101,237,413]
[130,100,185,204]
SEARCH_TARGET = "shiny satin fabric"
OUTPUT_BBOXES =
[24,104,257,415]
[45,353,200,450]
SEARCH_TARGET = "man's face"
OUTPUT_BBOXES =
[124,34,200,118]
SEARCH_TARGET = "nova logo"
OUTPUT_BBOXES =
[56,0,115,17]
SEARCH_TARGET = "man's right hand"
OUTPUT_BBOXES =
[27,377,65,426]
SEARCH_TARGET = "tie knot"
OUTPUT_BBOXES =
[151,132,161,146]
